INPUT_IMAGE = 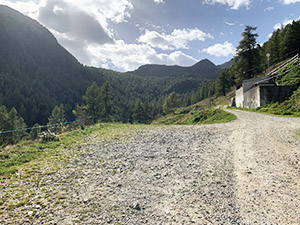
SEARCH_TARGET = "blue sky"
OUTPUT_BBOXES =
[0,0,300,71]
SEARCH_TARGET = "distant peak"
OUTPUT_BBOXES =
[192,59,216,68]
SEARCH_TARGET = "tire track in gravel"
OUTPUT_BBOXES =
[226,109,300,224]
[2,110,300,224]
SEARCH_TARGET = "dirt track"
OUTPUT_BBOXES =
[226,110,300,224]
[1,110,300,224]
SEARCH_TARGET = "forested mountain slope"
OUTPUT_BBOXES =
[131,58,231,79]
[0,5,91,125]
[0,6,220,126]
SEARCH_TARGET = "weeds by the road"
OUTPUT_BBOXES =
[228,85,300,117]
[0,123,145,223]
[184,109,236,125]
[153,108,236,125]
[228,105,300,118]
[0,123,141,178]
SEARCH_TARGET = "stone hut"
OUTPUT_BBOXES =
[234,54,299,109]
[235,76,295,108]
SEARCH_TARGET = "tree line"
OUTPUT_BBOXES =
[215,20,300,96]
[1,20,300,146]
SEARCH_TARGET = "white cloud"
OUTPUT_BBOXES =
[86,40,197,71]
[154,51,198,66]
[0,0,45,19]
[273,23,282,30]
[38,0,114,45]
[0,0,200,71]
[283,19,294,26]
[0,0,133,30]
[264,6,273,12]
[154,0,165,4]
[203,0,251,10]
[138,28,213,50]
[225,21,235,26]
[273,17,300,30]
[202,41,235,57]
[281,0,300,4]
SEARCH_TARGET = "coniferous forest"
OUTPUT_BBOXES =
[215,21,300,97]
[1,5,300,145]
[0,5,219,132]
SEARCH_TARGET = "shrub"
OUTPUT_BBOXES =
[39,130,59,142]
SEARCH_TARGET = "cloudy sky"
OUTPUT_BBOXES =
[1,0,300,71]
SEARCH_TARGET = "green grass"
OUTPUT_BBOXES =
[151,114,186,125]
[152,108,236,125]
[0,123,140,177]
[0,144,45,176]
[228,86,300,118]
[184,109,237,125]
[276,61,300,86]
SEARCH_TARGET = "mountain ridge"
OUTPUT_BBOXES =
[0,5,220,126]
[129,59,232,79]
[130,58,232,79]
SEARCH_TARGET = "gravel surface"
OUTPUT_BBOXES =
[1,110,300,224]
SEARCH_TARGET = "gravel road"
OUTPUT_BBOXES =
[1,110,300,224]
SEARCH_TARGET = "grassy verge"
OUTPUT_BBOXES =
[152,108,236,125]
[184,109,237,125]
[0,123,141,178]
[0,122,146,222]
[227,85,300,118]
[228,101,300,118]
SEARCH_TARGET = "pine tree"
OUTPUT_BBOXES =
[143,101,151,123]
[283,21,300,56]
[83,82,101,123]
[132,99,145,123]
[269,30,281,64]
[100,81,114,119]
[0,106,26,145]
[29,123,41,140]
[73,104,89,128]
[163,92,180,115]
[0,105,10,145]
[216,69,235,96]
[48,104,66,133]
[234,26,262,81]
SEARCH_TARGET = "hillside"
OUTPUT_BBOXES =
[0,6,219,126]
[251,61,300,116]
[131,58,231,79]
[0,5,93,125]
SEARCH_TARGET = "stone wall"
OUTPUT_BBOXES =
[243,86,260,108]
[235,87,244,107]
[259,85,295,106]
[242,84,295,108]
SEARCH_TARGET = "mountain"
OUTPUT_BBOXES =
[0,5,91,125]
[0,5,220,126]
[0,5,230,126]
[130,59,231,79]
[217,59,234,71]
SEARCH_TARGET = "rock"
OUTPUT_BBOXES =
[132,203,141,211]
[154,173,161,179]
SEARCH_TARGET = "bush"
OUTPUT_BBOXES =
[185,109,236,125]
[39,130,59,142]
